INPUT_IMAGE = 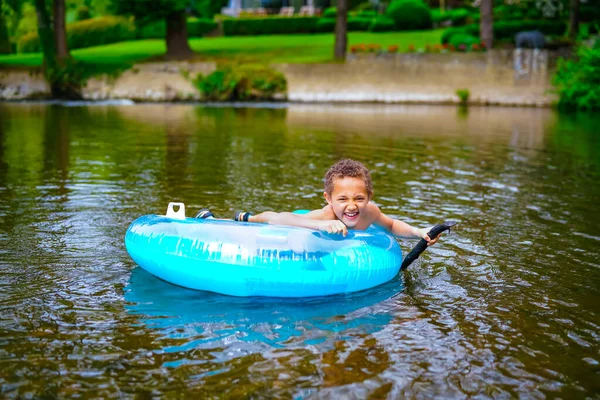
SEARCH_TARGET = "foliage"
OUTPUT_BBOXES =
[441,20,567,44]
[14,2,37,41]
[431,8,470,26]
[18,16,136,53]
[386,0,432,31]
[195,64,286,101]
[448,33,479,49]
[316,18,335,32]
[356,10,377,18]
[0,1,10,54]
[76,5,92,21]
[456,88,470,104]
[110,0,189,25]
[223,17,319,36]
[553,47,600,111]
[323,7,337,19]
[194,0,228,19]
[368,16,395,32]
[348,17,373,31]
[137,17,216,39]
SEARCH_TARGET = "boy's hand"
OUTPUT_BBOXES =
[318,220,348,237]
[418,227,442,246]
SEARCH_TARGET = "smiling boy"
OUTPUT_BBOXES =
[208,159,439,245]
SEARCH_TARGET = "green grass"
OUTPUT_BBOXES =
[0,30,444,69]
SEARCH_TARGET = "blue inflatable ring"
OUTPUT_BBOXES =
[125,207,403,297]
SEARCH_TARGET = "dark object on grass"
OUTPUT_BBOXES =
[400,221,457,271]
[515,31,545,49]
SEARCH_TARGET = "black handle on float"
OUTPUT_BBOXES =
[400,221,456,271]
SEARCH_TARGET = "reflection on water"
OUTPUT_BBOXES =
[125,268,398,363]
[0,103,599,398]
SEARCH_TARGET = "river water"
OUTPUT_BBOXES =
[0,103,598,398]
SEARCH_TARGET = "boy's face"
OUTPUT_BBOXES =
[324,177,371,228]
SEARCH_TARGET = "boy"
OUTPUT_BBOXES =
[198,159,441,245]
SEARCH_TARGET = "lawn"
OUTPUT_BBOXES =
[0,30,444,68]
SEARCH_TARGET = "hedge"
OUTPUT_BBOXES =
[18,16,136,53]
[441,20,568,44]
[137,17,217,39]
[368,16,395,32]
[316,17,375,33]
[223,17,319,36]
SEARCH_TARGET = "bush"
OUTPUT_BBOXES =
[368,16,396,32]
[357,10,377,18]
[456,88,470,104]
[136,18,216,39]
[441,20,567,44]
[449,33,479,49]
[348,17,373,31]
[553,47,600,111]
[316,18,336,32]
[76,6,92,21]
[323,7,337,18]
[386,0,432,30]
[18,16,136,53]
[187,18,218,37]
[196,64,287,101]
[223,17,319,36]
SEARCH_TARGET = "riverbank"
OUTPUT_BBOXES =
[0,49,559,106]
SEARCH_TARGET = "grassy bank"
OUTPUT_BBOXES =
[0,30,444,68]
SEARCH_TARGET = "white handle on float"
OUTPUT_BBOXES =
[165,202,186,220]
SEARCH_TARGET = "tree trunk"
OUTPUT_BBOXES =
[568,0,580,40]
[34,0,80,99]
[53,0,69,60]
[165,10,193,59]
[479,0,493,49]
[334,0,348,61]
[34,0,57,72]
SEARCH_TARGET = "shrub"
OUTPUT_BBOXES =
[76,6,92,21]
[223,17,319,36]
[316,18,336,32]
[357,10,377,18]
[441,20,567,44]
[368,16,395,32]
[137,18,216,39]
[449,9,470,26]
[553,47,600,111]
[386,0,432,30]
[323,7,337,18]
[187,18,218,37]
[388,44,399,52]
[456,88,470,104]
[18,16,136,53]
[348,17,373,31]
[449,33,480,49]
[196,64,287,101]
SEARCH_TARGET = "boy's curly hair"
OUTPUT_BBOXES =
[324,159,373,197]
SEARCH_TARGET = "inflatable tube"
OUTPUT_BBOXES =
[124,204,403,297]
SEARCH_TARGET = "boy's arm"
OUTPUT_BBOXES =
[372,205,440,244]
[250,209,349,236]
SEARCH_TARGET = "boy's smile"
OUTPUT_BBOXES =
[324,177,370,228]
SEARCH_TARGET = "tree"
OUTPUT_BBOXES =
[479,0,493,49]
[0,0,11,54]
[53,0,68,60]
[111,0,193,59]
[33,0,79,98]
[568,0,579,40]
[334,0,348,60]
